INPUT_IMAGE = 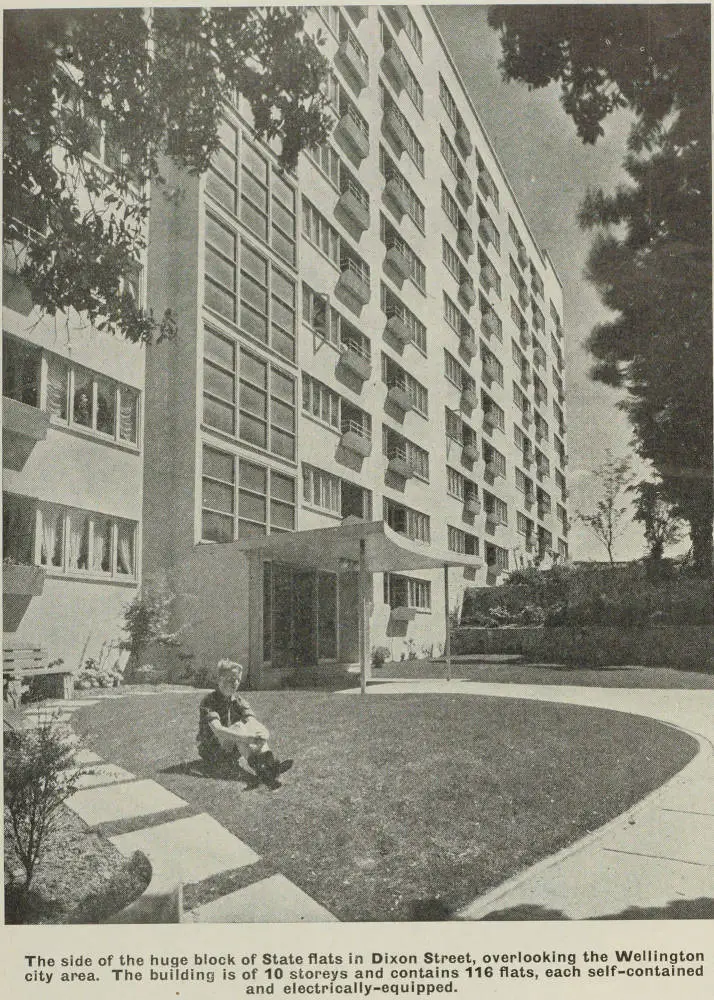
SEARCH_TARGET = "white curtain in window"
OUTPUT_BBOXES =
[117,523,134,575]
[68,513,90,570]
[92,518,112,572]
[40,508,56,567]
[46,356,68,419]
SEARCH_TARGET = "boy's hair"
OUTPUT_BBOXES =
[217,659,243,680]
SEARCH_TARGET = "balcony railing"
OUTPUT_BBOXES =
[337,176,370,232]
[386,377,413,412]
[456,172,474,206]
[383,103,410,154]
[385,305,412,344]
[384,237,411,281]
[384,169,411,218]
[459,277,476,309]
[335,105,370,161]
[341,417,372,457]
[340,337,372,381]
[337,256,370,306]
[387,445,414,479]
[382,41,410,92]
[338,29,370,89]
[457,223,475,258]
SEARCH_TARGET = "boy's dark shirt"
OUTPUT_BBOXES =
[197,688,254,755]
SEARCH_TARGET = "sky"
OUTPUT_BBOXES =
[430,4,658,562]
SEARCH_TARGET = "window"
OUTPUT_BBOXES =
[302,464,341,515]
[513,381,530,415]
[383,498,430,544]
[447,466,466,500]
[439,74,459,127]
[236,138,296,266]
[201,445,295,541]
[302,197,340,266]
[23,344,139,446]
[379,83,424,173]
[307,141,341,188]
[381,354,428,416]
[203,328,236,435]
[477,198,501,253]
[448,525,478,556]
[485,542,509,571]
[379,17,423,113]
[536,450,551,479]
[302,373,340,430]
[384,573,431,611]
[303,283,336,346]
[481,344,504,386]
[535,413,549,442]
[478,246,501,298]
[206,119,239,214]
[484,490,508,525]
[482,392,505,431]
[444,350,465,389]
[382,425,429,480]
[440,128,459,178]
[401,8,423,58]
[380,214,425,291]
[479,294,502,342]
[445,408,463,444]
[532,302,545,336]
[241,349,296,460]
[515,467,534,496]
[441,183,460,229]
[483,442,506,478]
[517,511,534,537]
[442,238,461,281]
[380,283,426,352]
[379,146,425,231]
[3,493,137,578]
[3,336,41,407]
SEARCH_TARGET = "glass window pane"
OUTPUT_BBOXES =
[218,119,238,152]
[241,271,268,313]
[204,362,235,402]
[96,376,116,436]
[3,337,40,406]
[272,171,294,209]
[119,387,138,443]
[272,199,295,236]
[202,510,234,543]
[203,446,234,483]
[271,368,294,404]
[240,381,267,418]
[72,368,93,427]
[213,147,236,183]
[205,280,235,322]
[272,269,294,305]
[270,427,295,461]
[271,325,295,362]
[116,520,135,574]
[238,491,266,523]
[239,412,268,449]
[271,229,295,265]
[243,144,268,182]
[205,245,236,291]
[240,304,268,343]
[240,351,267,388]
[68,511,90,570]
[271,473,295,504]
[241,170,268,212]
[239,460,266,494]
[203,477,234,514]
[272,296,294,333]
[270,500,295,530]
[204,329,235,370]
[46,355,69,420]
[92,515,113,572]
[204,395,235,435]
[271,397,295,432]
[240,199,268,241]
[206,213,235,259]
[238,520,266,539]
[241,242,268,283]
[207,170,235,212]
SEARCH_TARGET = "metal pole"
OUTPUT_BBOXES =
[359,538,368,695]
[444,563,451,682]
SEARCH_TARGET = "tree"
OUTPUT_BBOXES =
[629,480,685,563]
[4,7,331,344]
[487,6,712,575]
[576,454,635,564]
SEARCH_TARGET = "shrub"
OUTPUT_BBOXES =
[122,584,181,676]
[4,714,91,893]
[75,656,124,691]
[371,646,390,668]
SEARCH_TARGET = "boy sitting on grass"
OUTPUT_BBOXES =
[197,660,292,783]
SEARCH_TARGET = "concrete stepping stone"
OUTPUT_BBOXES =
[110,813,259,891]
[66,763,137,789]
[67,778,186,826]
[74,749,104,765]
[190,874,337,923]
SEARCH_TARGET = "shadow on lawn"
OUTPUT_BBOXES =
[161,758,263,791]
[480,898,714,921]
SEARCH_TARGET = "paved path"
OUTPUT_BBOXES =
[360,680,714,920]
[21,681,714,921]
[22,698,337,924]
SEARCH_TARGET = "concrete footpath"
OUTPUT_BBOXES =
[21,681,714,921]
[362,680,714,920]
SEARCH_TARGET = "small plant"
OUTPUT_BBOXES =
[122,583,182,675]
[406,639,418,661]
[75,656,124,690]
[4,714,91,896]
[371,646,390,669]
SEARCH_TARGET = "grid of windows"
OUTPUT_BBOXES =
[383,498,430,544]
[382,425,429,480]
[448,525,479,556]
[379,82,424,173]
[379,146,425,231]
[380,214,426,291]
[3,493,137,578]
[203,332,296,461]
[381,354,428,416]
[381,283,426,353]
[238,140,296,266]
[3,337,139,447]
[379,16,424,114]
[302,373,340,430]
[201,445,295,541]
[384,573,431,611]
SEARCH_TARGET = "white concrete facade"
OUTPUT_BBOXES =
[141,6,569,686]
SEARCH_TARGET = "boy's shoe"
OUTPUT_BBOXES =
[274,758,294,777]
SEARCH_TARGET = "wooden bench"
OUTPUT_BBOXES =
[3,646,75,708]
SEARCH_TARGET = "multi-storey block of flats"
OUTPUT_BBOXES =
[149,5,567,687]
[3,143,145,671]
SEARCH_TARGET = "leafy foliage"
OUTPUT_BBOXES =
[488,6,712,574]
[4,8,331,343]
[629,481,685,563]
[122,584,181,672]
[4,715,89,891]
[575,454,635,565]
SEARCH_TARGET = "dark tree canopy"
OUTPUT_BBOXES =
[4,7,331,343]
[488,5,712,573]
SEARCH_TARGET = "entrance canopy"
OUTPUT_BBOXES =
[230,519,483,573]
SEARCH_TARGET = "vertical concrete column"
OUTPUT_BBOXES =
[444,563,452,682]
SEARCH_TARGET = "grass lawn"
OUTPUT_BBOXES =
[376,659,714,688]
[74,690,697,921]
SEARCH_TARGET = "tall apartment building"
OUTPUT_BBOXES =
[141,6,569,688]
